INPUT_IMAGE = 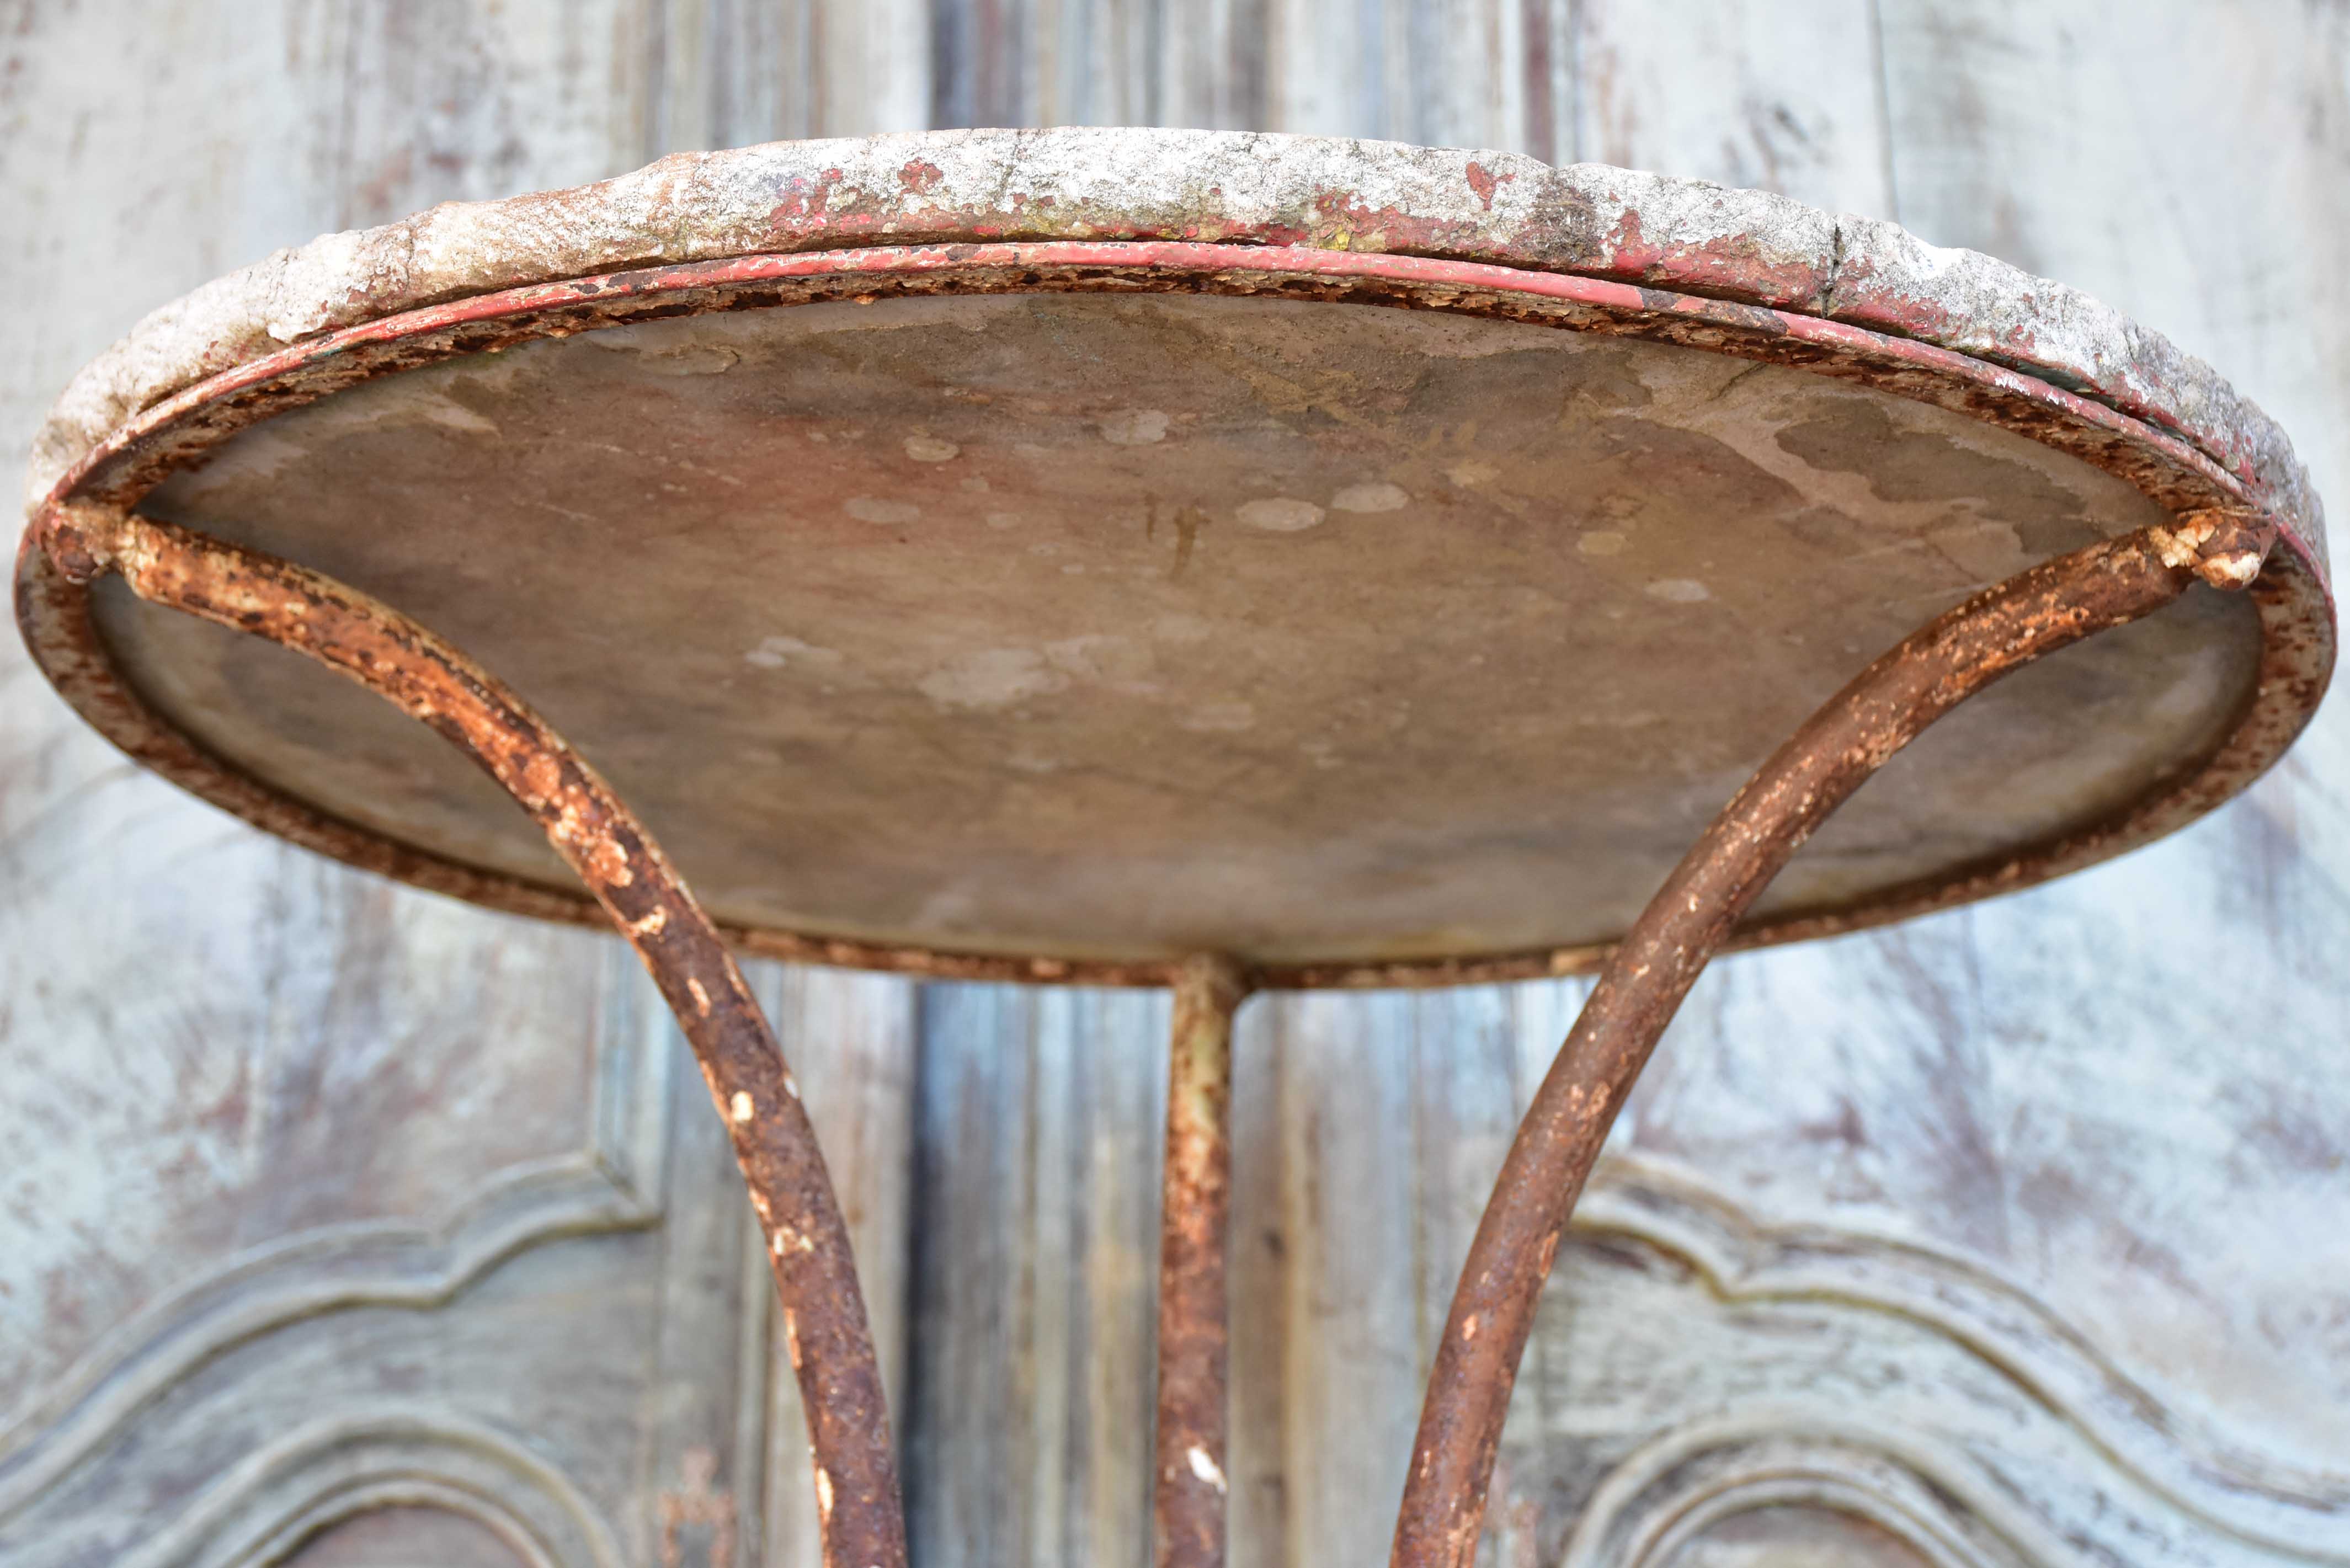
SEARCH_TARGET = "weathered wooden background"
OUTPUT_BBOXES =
[3,3,2346,1566]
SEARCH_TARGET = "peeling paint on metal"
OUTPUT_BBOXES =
[22,129,2325,574]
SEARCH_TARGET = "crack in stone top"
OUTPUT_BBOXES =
[23,126,2325,580]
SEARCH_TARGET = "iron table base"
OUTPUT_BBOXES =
[32,502,2271,1568]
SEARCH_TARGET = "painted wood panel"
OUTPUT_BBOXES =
[1570,0,1895,214]
[1867,0,2350,1462]
[0,0,649,1446]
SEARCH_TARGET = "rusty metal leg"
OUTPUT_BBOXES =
[1155,953,1253,1568]
[1388,519,2274,1568]
[49,511,908,1568]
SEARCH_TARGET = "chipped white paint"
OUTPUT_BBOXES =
[916,648,1069,710]
[743,634,846,671]
[1099,409,1170,445]
[1645,578,1711,604]
[729,1091,754,1123]
[1186,1446,1228,1493]
[1235,497,1326,532]
[419,399,503,436]
[1332,481,1409,513]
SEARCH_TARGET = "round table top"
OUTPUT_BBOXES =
[19,130,2335,987]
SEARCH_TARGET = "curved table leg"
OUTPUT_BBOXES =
[1155,954,1253,1568]
[49,511,909,1568]
[1389,520,2272,1568]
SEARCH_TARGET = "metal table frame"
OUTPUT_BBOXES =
[21,240,2322,1568]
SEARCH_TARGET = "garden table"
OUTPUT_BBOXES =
[18,128,2333,1568]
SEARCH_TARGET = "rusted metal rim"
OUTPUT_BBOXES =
[17,242,2336,990]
